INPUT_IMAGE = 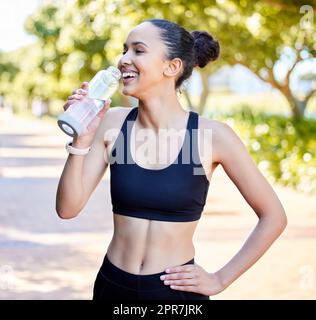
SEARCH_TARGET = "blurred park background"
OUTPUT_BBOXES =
[0,0,316,299]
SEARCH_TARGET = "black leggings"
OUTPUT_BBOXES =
[93,254,210,300]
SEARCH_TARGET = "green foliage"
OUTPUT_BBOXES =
[214,106,316,194]
[0,0,315,191]
[1,0,315,115]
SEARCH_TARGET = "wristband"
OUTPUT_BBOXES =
[65,141,91,155]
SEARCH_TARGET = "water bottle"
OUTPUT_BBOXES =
[57,66,121,137]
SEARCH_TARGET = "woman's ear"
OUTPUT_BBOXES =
[163,58,183,78]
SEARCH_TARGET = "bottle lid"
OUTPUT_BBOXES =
[107,66,122,81]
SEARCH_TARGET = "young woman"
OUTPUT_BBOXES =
[56,19,287,300]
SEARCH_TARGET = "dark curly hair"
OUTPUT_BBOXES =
[144,19,220,89]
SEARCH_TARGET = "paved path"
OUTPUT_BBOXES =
[0,110,315,299]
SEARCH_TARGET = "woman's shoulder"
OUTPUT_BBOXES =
[197,113,231,136]
[199,117,244,162]
[102,105,134,127]
[197,114,241,163]
[106,105,134,118]
[100,105,134,144]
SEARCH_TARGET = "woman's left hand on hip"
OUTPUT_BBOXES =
[160,262,224,296]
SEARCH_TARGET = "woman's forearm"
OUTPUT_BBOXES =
[56,154,86,218]
[55,139,91,219]
[215,214,287,290]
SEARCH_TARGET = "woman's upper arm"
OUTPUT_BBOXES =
[213,122,286,222]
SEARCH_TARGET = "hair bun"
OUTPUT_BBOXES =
[191,30,220,68]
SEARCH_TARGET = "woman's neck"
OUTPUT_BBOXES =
[137,90,188,131]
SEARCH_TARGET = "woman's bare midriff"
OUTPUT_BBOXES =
[104,109,219,275]
[106,213,199,275]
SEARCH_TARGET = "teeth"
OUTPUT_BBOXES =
[122,72,138,79]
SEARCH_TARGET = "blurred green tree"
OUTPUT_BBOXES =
[1,0,315,118]
[223,0,316,118]
[133,0,316,117]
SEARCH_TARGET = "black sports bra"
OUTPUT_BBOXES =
[109,107,210,222]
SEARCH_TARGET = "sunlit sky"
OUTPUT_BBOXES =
[0,0,43,52]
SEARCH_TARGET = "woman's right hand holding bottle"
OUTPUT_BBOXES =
[63,81,111,148]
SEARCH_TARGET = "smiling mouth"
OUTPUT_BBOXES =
[122,75,139,85]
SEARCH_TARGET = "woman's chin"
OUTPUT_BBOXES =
[122,86,136,96]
